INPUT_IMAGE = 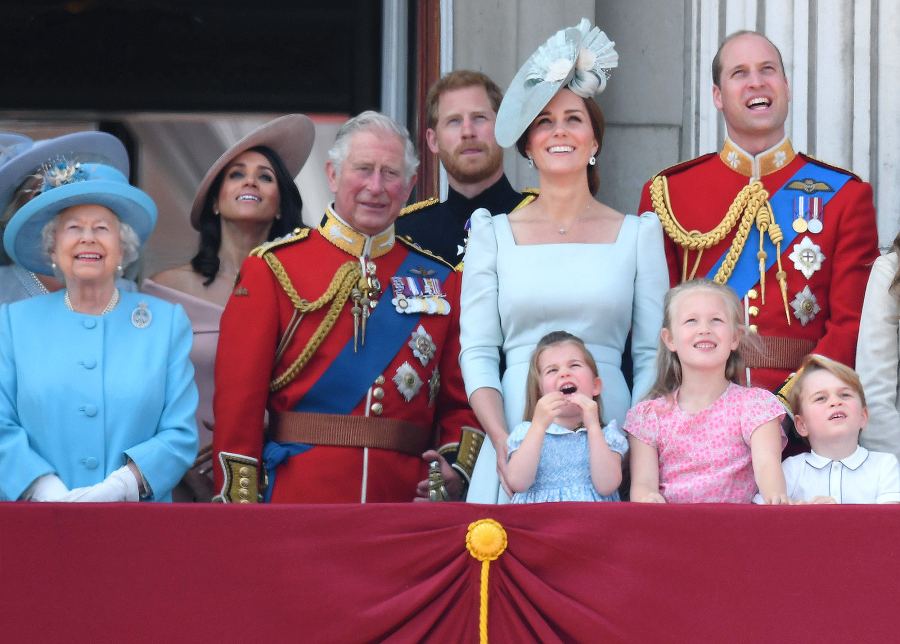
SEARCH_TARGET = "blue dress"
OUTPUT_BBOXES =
[460,209,668,503]
[508,420,628,503]
[0,290,199,501]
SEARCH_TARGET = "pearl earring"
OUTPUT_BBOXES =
[527,156,535,169]
[589,155,596,166]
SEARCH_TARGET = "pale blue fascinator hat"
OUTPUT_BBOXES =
[495,18,619,149]
[3,159,157,276]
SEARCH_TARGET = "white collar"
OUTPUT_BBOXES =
[804,445,868,471]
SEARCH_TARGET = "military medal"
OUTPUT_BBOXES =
[393,361,423,402]
[131,302,152,328]
[408,325,436,366]
[788,237,825,280]
[792,195,808,233]
[391,269,451,315]
[807,196,824,233]
[428,368,440,407]
[790,286,820,326]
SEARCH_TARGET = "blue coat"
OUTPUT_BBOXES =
[0,290,199,501]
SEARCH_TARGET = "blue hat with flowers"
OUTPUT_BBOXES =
[3,160,157,275]
[495,18,619,148]
[0,131,130,221]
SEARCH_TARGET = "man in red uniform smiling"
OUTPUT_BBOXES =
[212,111,482,503]
[639,31,878,402]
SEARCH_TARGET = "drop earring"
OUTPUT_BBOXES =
[589,155,596,166]
[527,156,535,169]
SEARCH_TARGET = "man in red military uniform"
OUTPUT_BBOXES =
[639,30,877,399]
[212,111,482,503]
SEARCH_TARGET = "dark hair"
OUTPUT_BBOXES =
[425,70,504,130]
[190,145,303,286]
[515,94,605,195]
[712,30,786,87]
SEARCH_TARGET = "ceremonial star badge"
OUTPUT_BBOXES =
[790,286,820,326]
[393,361,423,402]
[788,237,825,280]
[408,324,436,367]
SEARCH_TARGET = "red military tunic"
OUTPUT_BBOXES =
[639,138,878,393]
[212,208,480,503]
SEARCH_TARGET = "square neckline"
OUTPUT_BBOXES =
[500,212,628,247]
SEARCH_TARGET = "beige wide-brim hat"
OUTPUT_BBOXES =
[189,114,315,229]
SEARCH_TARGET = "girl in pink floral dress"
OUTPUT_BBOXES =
[625,279,789,503]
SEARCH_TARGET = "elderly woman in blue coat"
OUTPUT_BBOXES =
[0,154,198,502]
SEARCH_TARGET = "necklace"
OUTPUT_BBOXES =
[554,201,596,235]
[64,288,120,315]
[29,271,49,295]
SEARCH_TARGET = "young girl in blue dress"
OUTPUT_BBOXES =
[506,331,628,503]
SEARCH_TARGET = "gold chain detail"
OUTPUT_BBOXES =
[264,254,362,391]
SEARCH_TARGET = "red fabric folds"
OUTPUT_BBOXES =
[2,502,899,642]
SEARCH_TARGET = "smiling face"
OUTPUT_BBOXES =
[327,129,415,236]
[662,288,740,374]
[712,33,790,154]
[537,341,602,415]
[525,89,598,178]
[426,84,504,187]
[214,150,281,224]
[794,369,868,449]
[50,204,124,287]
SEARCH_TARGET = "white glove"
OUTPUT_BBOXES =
[25,474,70,501]
[61,466,141,503]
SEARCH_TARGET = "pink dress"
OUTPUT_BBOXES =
[624,383,786,503]
[141,278,223,449]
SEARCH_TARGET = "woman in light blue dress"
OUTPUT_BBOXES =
[0,140,198,503]
[460,19,668,503]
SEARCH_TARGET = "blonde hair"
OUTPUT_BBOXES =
[522,330,604,424]
[789,354,867,415]
[646,279,754,400]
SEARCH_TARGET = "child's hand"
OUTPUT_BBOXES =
[761,493,791,505]
[808,495,837,504]
[532,391,568,428]
[635,492,667,503]
[566,392,601,429]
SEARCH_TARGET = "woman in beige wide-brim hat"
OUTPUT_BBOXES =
[144,114,314,500]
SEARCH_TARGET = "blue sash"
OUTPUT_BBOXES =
[294,253,450,414]
[706,162,852,298]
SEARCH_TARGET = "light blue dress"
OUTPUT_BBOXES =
[0,290,199,501]
[508,419,628,503]
[460,209,668,503]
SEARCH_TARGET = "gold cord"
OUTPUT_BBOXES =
[264,254,362,391]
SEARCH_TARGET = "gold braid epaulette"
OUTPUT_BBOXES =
[399,197,439,217]
[249,227,310,257]
[649,175,769,284]
[264,253,362,391]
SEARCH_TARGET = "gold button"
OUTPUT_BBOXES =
[239,477,250,488]
[748,306,759,316]
[747,288,758,300]
[239,466,250,476]
[373,387,384,400]
[238,488,250,499]
[371,402,383,416]
[239,499,251,504]
[749,324,758,333]
[374,375,385,385]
